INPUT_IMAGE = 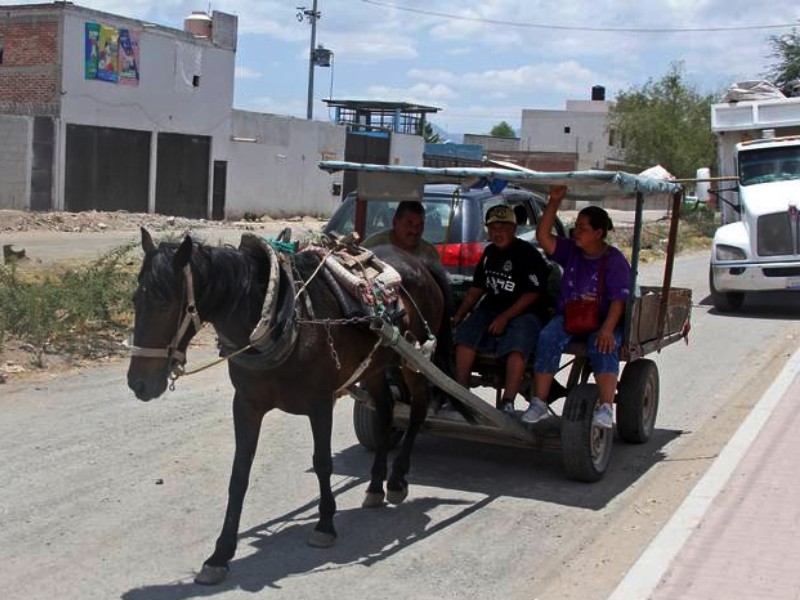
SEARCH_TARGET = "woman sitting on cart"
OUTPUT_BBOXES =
[521,185,631,430]
[452,204,552,415]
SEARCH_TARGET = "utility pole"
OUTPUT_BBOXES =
[298,1,321,120]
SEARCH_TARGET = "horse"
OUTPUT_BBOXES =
[126,228,455,585]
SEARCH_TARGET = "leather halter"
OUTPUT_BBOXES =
[127,263,203,375]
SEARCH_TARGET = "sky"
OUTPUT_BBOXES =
[7,0,800,137]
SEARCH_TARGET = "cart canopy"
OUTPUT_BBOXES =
[319,160,684,202]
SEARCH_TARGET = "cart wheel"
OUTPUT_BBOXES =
[616,359,659,444]
[709,266,744,312]
[352,390,404,451]
[560,383,612,482]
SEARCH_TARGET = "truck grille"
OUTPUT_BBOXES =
[757,213,795,256]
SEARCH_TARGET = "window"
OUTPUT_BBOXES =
[0,35,4,65]
[563,126,571,134]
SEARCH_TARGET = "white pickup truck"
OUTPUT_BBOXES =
[710,134,800,311]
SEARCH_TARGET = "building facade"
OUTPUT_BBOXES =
[0,3,353,218]
[519,93,625,171]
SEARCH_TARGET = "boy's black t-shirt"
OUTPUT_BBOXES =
[472,237,551,319]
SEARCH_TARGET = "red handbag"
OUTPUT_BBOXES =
[564,297,601,335]
[563,253,607,335]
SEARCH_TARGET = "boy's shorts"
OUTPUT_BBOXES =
[454,306,542,360]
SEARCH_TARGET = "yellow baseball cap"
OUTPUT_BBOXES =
[485,205,516,225]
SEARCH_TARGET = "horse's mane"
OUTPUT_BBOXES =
[144,240,263,316]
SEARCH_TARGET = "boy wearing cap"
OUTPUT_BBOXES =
[452,204,552,415]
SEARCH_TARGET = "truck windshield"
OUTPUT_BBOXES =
[739,146,800,186]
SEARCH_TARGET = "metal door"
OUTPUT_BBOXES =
[155,133,210,218]
[65,124,150,212]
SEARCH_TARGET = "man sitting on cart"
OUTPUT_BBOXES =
[452,204,552,415]
[361,200,441,262]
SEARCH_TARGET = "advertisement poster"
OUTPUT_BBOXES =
[97,25,119,83]
[118,28,140,85]
[84,22,100,79]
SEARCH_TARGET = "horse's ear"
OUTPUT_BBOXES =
[141,227,156,254]
[173,235,193,269]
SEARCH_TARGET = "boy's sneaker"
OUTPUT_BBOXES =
[593,403,614,429]
[520,397,549,424]
[496,398,515,415]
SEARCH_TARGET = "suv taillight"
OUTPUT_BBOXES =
[436,242,484,267]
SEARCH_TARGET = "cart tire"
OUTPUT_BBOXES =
[353,396,404,451]
[709,266,744,312]
[616,359,659,444]
[560,384,612,482]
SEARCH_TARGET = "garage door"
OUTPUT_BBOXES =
[65,124,150,213]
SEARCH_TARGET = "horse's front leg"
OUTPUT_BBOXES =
[361,372,395,508]
[386,372,429,505]
[195,393,264,586]
[307,403,337,547]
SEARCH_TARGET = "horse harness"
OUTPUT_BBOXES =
[219,234,431,389]
[127,262,203,382]
[132,232,435,389]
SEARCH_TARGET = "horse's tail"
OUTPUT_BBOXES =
[425,260,477,425]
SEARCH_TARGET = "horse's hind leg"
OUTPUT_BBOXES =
[307,403,337,547]
[196,394,264,586]
[361,372,395,508]
[386,371,428,505]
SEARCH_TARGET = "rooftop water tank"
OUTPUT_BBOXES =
[591,85,606,101]
[184,11,212,38]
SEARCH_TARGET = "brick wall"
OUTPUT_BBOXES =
[0,19,61,107]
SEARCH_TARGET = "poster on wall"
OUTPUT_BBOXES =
[84,22,100,79]
[118,28,140,85]
[85,22,139,85]
[97,25,119,82]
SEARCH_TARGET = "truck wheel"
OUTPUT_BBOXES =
[560,384,612,482]
[616,359,659,444]
[709,266,745,312]
[353,391,404,451]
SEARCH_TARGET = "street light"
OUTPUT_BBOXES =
[297,2,321,120]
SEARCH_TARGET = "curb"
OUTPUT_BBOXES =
[608,345,800,600]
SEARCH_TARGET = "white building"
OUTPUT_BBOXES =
[1,3,425,218]
[519,90,625,171]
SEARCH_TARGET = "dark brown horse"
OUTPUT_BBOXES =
[126,229,454,585]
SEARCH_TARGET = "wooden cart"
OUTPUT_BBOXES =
[320,161,691,482]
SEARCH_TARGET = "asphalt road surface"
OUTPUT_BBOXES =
[1,251,799,600]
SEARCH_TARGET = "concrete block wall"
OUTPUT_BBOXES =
[0,18,61,108]
[0,115,32,209]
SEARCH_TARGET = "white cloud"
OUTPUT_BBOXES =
[235,66,262,80]
[364,82,459,104]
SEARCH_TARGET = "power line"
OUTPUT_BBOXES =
[360,0,798,33]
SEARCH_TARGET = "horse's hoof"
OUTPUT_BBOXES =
[386,486,409,505]
[194,564,229,586]
[307,529,337,548]
[362,491,386,508]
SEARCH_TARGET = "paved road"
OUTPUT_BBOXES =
[1,250,798,600]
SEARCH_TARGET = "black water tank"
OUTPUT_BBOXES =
[591,85,606,101]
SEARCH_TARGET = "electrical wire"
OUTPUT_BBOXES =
[360,0,799,33]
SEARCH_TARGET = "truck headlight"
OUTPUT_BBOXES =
[715,244,747,261]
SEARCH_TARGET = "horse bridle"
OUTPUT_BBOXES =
[127,263,203,379]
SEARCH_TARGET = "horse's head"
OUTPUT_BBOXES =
[127,228,202,401]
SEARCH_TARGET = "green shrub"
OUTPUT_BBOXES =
[0,242,138,367]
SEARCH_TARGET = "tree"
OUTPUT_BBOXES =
[489,121,516,138]
[419,121,441,143]
[764,29,800,95]
[608,62,717,178]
